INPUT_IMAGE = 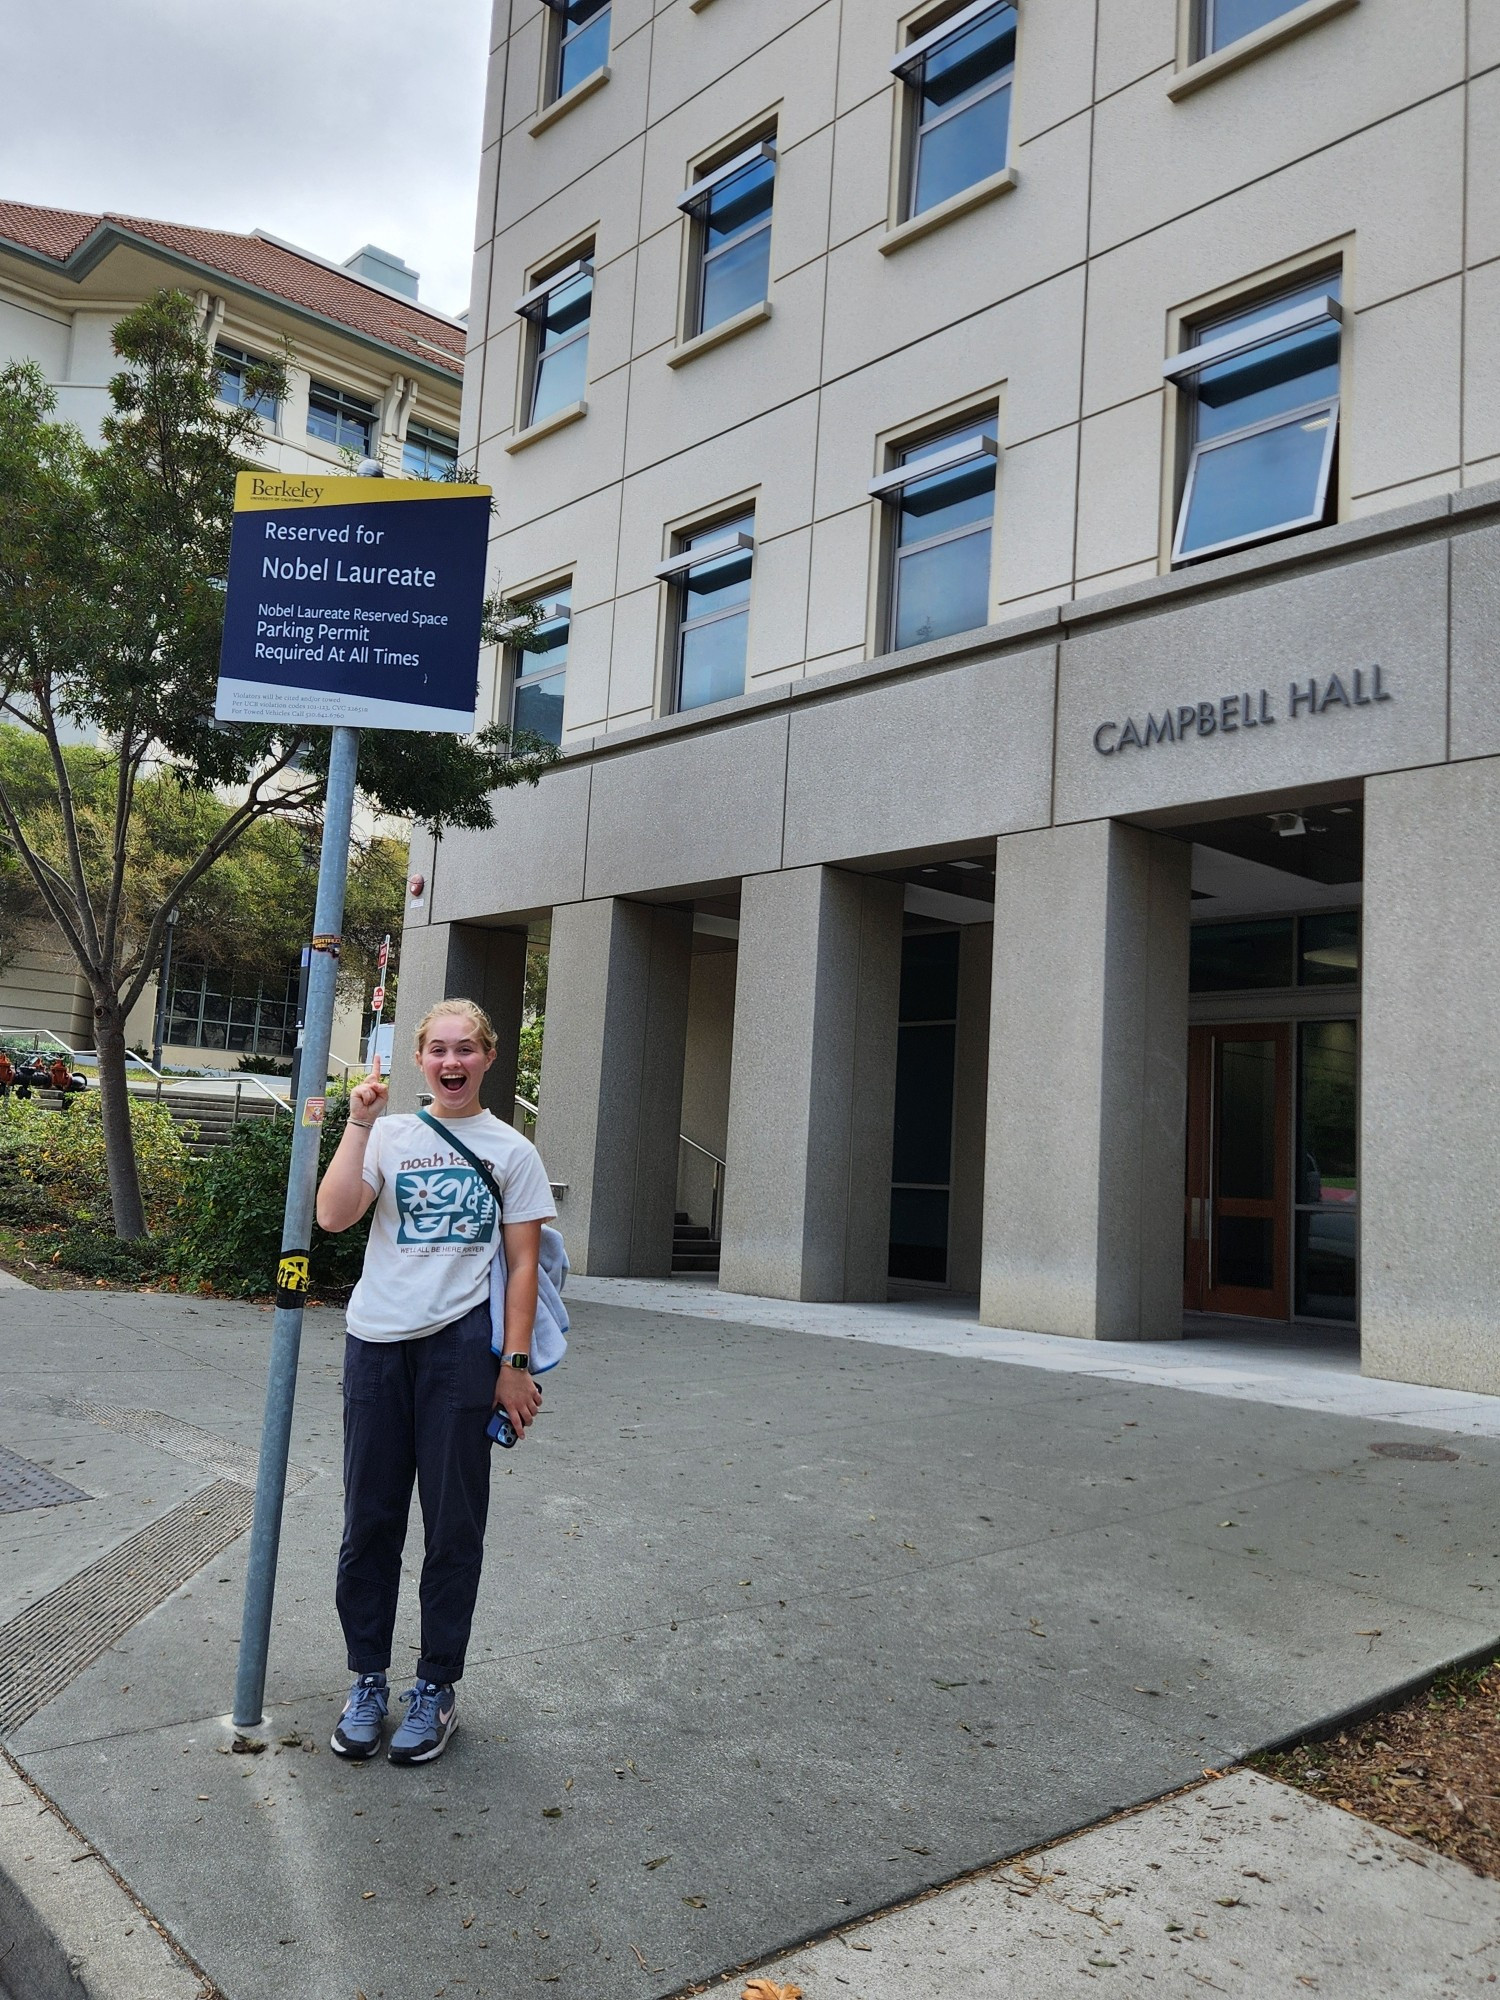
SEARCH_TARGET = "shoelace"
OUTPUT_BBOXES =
[399,1680,443,1732]
[344,1676,387,1725]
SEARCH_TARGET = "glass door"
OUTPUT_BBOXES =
[1295,1020,1358,1321]
[1184,1024,1291,1318]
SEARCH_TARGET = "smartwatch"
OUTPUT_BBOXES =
[503,1351,531,1370]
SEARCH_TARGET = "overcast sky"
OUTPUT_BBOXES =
[1,0,492,317]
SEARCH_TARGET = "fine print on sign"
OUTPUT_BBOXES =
[214,473,492,735]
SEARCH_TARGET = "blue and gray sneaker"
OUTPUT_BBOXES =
[388,1679,457,1764]
[331,1673,389,1759]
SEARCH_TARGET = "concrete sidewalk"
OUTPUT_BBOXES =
[2,1281,1498,1999]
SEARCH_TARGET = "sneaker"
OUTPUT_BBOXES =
[388,1680,457,1764]
[330,1673,389,1759]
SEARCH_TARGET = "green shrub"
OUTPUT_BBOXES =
[172,1092,370,1296]
[0,1178,71,1229]
[51,1229,167,1281]
[0,1094,190,1234]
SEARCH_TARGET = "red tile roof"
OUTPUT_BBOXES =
[0,200,464,377]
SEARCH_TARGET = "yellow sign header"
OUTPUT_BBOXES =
[233,471,491,513]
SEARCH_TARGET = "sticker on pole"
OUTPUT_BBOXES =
[214,473,492,733]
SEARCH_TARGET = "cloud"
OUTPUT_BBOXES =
[0,0,493,315]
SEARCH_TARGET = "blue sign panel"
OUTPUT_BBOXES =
[215,473,492,733]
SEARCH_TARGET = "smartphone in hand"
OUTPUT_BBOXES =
[487,1407,518,1449]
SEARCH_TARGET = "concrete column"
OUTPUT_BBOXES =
[387,920,527,1117]
[981,821,1190,1340]
[536,898,692,1276]
[1362,758,1500,1393]
[720,866,903,1302]
[946,920,993,1295]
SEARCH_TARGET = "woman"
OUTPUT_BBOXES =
[315,997,556,1764]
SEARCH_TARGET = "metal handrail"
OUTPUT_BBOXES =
[678,1132,726,1241]
[679,1133,726,1169]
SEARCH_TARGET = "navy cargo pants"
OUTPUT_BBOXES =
[336,1301,497,1687]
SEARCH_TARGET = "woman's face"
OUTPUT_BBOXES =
[418,1015,496,1115]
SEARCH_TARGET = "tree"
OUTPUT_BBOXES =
[0,726,408,1025]
[0,293,552,1238]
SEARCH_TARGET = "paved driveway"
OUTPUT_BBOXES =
[3,1287,1497,1999]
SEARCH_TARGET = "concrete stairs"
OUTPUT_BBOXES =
[122,1087,286,1155]
[672,1211,721,1276]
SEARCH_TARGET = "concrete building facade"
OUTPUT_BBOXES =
[393,0,1500,1395]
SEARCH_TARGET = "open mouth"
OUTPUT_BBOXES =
[437,1071,468,1092]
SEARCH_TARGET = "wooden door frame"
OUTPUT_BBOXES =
[1184,1022,1292,1320]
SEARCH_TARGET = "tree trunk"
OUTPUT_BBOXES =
[93,1000,148,1239]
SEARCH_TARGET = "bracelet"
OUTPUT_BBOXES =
[349,1120,374,1129]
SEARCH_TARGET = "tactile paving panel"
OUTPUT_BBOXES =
[0,1478,254,1736]
[0,1443,90,1515]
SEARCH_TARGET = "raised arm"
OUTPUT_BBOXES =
[316,1076,386,1232]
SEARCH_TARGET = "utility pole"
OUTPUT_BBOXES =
[149,906,179,1072]
[233,721,360,1727]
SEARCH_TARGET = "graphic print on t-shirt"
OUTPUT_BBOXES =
[394,1165,497,1247]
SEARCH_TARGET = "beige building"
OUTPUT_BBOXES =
[392,0,1500,1395]
[0,202,464,1069]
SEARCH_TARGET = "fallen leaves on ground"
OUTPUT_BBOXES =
[1252,1659,1500,1876]
[742,1983,803,2000]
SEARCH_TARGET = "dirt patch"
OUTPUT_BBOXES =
[1252,1659,1500,1878]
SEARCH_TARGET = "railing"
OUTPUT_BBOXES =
[679,1134,727,1241]
[0,1029,293,1120]
[516,1096,723,1234]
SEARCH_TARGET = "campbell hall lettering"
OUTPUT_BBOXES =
[1092,666,1392,757]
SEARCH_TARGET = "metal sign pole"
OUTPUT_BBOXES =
[233,722,360,1728]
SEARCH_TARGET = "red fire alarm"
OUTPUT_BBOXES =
[408,873,426,901]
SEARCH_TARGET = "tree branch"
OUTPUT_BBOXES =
[0,781,97,976]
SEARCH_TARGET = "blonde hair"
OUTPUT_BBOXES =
[413,997,497,1059]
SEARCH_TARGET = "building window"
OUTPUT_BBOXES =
[1167,276,1341,566]
[215,344,278,422]
[893,1,1016,219]
[656,512,755,712]
[548,0,610,98]
[1189,910,1360,993]
[402,421,458,480]
[510,585,570,748]
[516,256,593,427]
[306,381,376,455]
[1200,0,1306,55]
[165,962,301,1058]
[678,139,776,337]
[890,929,961,1284]
[871,419,997,651]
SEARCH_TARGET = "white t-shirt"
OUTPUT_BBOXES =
[345,1110,556,1342]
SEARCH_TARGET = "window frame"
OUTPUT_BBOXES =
[543,0,611,102]
[678,138,777,340]
[1166,284,1343,568]
[214,342,279,425]
[306,380,376,456]
[656,513,756,715]
[893,0,1017,223]
[507,581,571,747]
[1198,0,1298,57]
[871,421,999,654]
[515,253,594,430]
[401,419,459,481]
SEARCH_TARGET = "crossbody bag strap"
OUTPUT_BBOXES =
[416,1108,505,1223]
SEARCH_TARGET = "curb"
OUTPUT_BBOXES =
[0,1751,213,2000]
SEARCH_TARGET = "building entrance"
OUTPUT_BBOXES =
[1184,1017,1358,1325]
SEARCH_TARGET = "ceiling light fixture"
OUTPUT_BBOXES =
[1268,811,1306,837]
